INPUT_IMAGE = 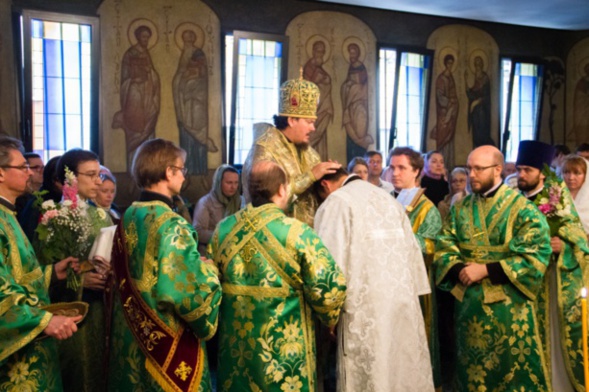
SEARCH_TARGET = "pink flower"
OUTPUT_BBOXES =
[538,204,553,215]
[40,209,59,225]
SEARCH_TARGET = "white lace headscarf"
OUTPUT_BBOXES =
[573,158,589,234]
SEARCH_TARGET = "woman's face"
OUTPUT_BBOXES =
[427,153,445,176]
[451,172,467,194]
[95,179,116,208]
[563,168,586,193]
[352,164,369,181]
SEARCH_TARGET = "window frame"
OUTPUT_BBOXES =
[226,30,288,166]
[500,55,546,160]
[377,44,433,153]
[18,9,100,158]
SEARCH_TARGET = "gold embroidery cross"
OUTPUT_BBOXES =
[471,248,488,259]
[174,361,193,381]
[244,216,257,232]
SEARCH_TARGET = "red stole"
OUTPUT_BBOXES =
[111,221,204,391]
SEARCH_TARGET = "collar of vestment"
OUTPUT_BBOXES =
[272,127,305,160]
[343,174,362,186]
[139,190,174,209]
[0,196,16,212]
[479,182,503,199]
[523,187,543,201]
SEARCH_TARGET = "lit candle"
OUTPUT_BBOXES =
[582,287,588,392]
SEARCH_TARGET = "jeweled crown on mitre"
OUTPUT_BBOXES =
[278,68,320,119]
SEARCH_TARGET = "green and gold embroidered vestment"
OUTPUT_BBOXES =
[435,185,552,391]
[408,193,442,388]
[108,200,221,391]
[35,202,113,392]
[242,127,321,227]
[0,203,62,391]
[531,179,589,391]
[208,203,346,392]
[408,194,442,258]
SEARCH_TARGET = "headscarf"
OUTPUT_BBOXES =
[573,158,589,234]
[212,164,241,217]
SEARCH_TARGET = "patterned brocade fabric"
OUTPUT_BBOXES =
[242,127,321,227]
[0,204,62,391]
[530,179,589,390]
[108,200,221,391]
[434,185,553,391]
[208,203,346,392]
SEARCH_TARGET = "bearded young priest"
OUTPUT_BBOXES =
[516,140,589,392]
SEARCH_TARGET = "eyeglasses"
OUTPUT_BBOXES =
[29,165,44,172]
[465,164,498,174]
[77,171,102,181]
[1,163,31,172]
[170,166,188,176]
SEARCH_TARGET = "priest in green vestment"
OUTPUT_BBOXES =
[0,136,82,392]
[435,145,552,391]
[108,139,221,391]
[208,161,346,392]
[516,140,589,391]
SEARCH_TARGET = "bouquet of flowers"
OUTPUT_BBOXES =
[35,167,94,291]
[534,164,572,236]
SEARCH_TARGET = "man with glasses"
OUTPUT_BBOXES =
[516,140,589,391]
[242,74,341,228]
[24,152,44,191]
[435,145,552,391]
[0,136,82,391]
[364,150,394,192]
[108,138,221,391]
[15,153,44,215]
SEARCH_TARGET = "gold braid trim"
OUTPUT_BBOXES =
[0,311,52,363]
[222,283,289,298]
[144,343,205,392]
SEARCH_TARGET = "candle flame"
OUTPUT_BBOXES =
[583,288,587,298]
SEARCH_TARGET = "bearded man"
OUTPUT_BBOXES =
[242,74,341,227]
[435,145,552,391]
[517,140,589,392]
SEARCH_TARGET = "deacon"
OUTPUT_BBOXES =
[435,145,552,391]
[314,168,434,392]
[108,138,221,391]
[208,160,346,392]
[242,73,341,227]
[0,136,81,391]
[516,140,589,391]
[388,147,441,258]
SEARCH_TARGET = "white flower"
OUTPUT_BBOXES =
[41,200,56,209]
[539,197,549,205]
[62,200,73,207]
[97,208,107,220]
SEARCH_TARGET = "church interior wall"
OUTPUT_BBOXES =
[2,0,587,207]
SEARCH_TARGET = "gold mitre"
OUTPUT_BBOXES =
[278,68,320,119]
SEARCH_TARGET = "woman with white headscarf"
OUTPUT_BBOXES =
[562,155,589,238]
